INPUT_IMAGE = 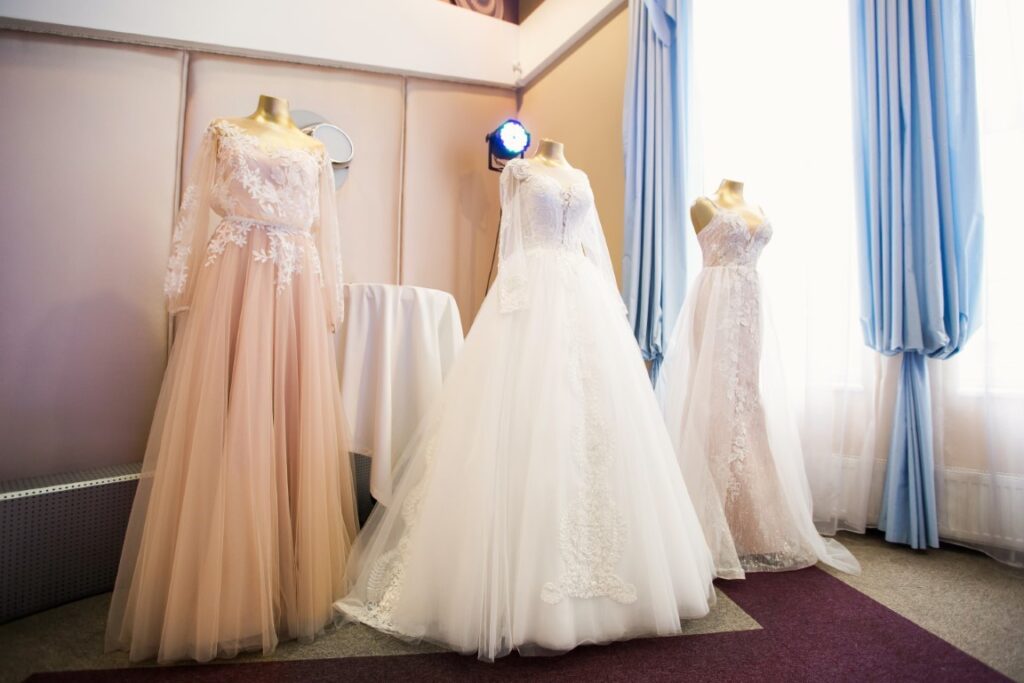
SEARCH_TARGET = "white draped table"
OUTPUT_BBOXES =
[337,283,464,506]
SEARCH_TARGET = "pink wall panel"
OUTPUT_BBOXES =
[0,31,514,482]
[400,78,517,331]
[0,31,184,480]
[183,54,405,285]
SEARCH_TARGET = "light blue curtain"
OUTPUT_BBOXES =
[851,0,983,549]
[622,0,692,380]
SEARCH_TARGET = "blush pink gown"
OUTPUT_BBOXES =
[106,119,357,663]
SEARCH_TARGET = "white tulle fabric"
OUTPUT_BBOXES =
[107,120,357,663]
[336,159,721,661]
[658,210,859,574]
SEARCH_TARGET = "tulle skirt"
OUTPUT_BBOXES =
[335,248,719,661]
[658,265,859,575]
[106,225,358,663]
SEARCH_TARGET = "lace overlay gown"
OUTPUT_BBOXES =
[106,120,357,663]
[335,159,723,660]
[658,210,859,574]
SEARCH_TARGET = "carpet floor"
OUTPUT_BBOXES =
[19,567,1010,682]
[3,532,1023,682]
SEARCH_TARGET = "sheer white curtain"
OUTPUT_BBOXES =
[690,0,1024,565]
[930,0,1024,565]
[691,0,878,539]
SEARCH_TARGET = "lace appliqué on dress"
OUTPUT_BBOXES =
[209,121,324,295]
[720,266,760,504]
[496,161,531,314]
[497,267,529,313]
[349,433,440,631]
[211,120,322,223]
[542,274,636,605]
[696,213,821,573]
[203,218,324,295]
[164,184,201,299]
[496,160,594,315]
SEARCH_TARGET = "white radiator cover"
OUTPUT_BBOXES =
[938,466,1024,550]
[834,455,1024,553]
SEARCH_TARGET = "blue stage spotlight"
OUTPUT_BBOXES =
[486,119,531,171]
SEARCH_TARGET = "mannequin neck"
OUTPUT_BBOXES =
[533,138,569,167]
[715,178,745,204]
[249,94,295,129]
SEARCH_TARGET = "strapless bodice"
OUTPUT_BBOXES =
[697,211,773,268]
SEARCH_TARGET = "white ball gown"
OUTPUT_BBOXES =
[106,120,357,663]
[658,205,859,574]
[335,159,734,661]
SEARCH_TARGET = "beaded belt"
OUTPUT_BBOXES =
[222,215,308,235]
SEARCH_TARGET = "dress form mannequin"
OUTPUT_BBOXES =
[531,138,571,168]
[691,179,766,234]
[224,94,321,152]
[528,138,579,186]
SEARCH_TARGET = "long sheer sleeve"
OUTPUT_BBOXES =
[314,151,345,331]
[164,125,219,315]
[497,160,529,313]
[581,203,627,315]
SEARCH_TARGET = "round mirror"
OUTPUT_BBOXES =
[291,110,354,189]
[303,122,354,168]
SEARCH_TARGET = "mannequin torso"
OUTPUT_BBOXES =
[691,179,766,235]
[527,138,581,187]
[220,94,322,153]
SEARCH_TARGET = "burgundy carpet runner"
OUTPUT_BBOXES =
[29,567,1007,682]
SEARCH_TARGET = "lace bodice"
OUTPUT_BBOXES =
[496,159,621,313]
[697,211,773,268]
[164,119,345,330]
[503,159,595,251]
[209,120,326,231]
